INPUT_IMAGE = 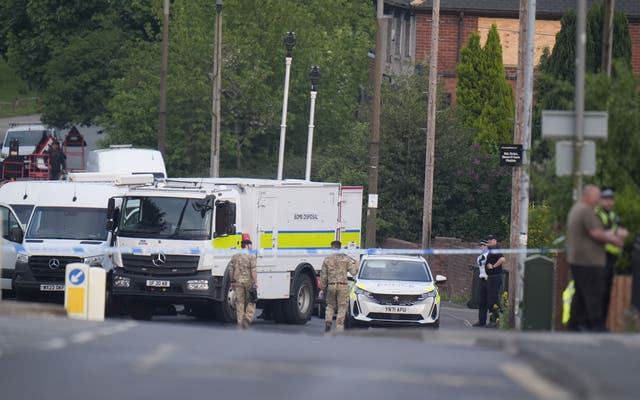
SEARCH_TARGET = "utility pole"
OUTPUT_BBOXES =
[573,0,587,200]
[210,0,223,177]
[158,0,169,157]
[509,0,536,329]
[421,0,440,251]
[602,0,614,76]
[365,0,384,248]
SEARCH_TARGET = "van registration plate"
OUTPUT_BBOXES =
[40,284,65,292]
[146,280,170,288]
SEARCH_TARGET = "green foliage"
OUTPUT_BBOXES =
[0,58,38,117]
[527,202,558,250]
[612,186,640,274]
[99,0,374,177]
[456,25,514,150]
[531,6,635,230]
[0,0,159,124]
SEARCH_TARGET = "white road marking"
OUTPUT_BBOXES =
[501,361,574,400]
[134,343,176,372]
[441,311,473,327]
[40,337,67,351]
[38,321,136,351]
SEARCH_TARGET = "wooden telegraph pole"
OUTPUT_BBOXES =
[421,0,440,251]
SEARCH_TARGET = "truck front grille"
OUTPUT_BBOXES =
[121,254,199,276]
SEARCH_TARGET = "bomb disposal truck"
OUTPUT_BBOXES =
[108,178,362,323]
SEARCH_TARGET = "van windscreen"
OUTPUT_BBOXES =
[26,207,108,240]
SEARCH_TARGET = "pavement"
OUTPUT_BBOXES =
[0,298,65,317]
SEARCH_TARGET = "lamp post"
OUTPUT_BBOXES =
[210,0,223,177]
[305,65,320,181]
[158,0,170,157]
[276,31,297,180]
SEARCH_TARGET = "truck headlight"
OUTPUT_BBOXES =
[113,276,130,288]
[16,252,29,264]
[83,255,104,266]
[186,280,209,291]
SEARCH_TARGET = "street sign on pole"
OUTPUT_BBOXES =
[500,144,523,166]
[555,140,596,176]
[541,110,608,139]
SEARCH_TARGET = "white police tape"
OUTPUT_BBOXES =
[5,244,562,257]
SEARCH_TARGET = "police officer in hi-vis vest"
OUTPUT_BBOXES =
[594,188,628,322]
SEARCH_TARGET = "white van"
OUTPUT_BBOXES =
[86,147,167,179]
[0,123,60,161]
[12,182,129,300]
[0,180,63,225]
[0,203,24,293]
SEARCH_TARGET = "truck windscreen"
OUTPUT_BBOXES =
[26,207,108,240]
[118,197,212,240]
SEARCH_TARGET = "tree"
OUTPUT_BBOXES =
[456,25,514,150]
[100,0,374,177]
[531,6,635,228]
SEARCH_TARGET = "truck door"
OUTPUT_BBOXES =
[339,187,363,249]
[257,192,278,252]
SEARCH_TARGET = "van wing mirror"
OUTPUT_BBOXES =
[9,226,23,243]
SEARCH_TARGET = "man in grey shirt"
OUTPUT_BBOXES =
[567,185,624,331]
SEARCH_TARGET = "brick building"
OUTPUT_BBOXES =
[381,0,640,99]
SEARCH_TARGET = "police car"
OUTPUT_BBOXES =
[348,254,446,328]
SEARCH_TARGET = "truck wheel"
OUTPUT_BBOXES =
[214,282,236,323]
[282,274,314,324]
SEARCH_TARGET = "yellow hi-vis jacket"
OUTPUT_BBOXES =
[595,206,622,256]
[562,280,575,325]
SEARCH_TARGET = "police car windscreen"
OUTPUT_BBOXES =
[26,207,108,240]
[359,260,431,282]
[118,196,212,240]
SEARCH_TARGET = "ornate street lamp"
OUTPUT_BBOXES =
[277,31,297,180]
[305,65,320,181]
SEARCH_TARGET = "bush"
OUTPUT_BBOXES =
[613,186,640,274]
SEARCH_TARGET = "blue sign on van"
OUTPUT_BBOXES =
[68,269,86,286]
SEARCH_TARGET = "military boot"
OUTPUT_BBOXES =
[324,322,332,333]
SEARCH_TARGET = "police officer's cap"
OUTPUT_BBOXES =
[480,239,488,246]
[601,188,615,198]
[486,234,496,241]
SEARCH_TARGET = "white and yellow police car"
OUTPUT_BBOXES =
[348,255,446,328]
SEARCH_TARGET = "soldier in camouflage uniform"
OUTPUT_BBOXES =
[229,239,258,329]
[320,240,359,333]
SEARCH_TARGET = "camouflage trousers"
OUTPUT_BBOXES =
[235,284,256,328]
[325,284,350,332]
